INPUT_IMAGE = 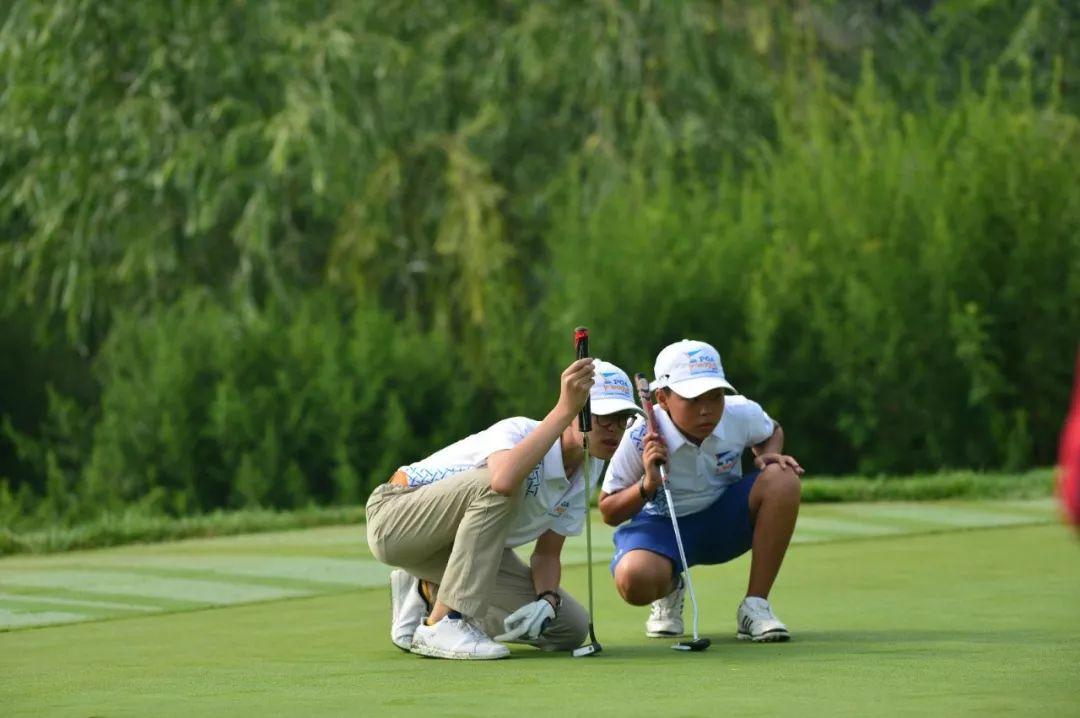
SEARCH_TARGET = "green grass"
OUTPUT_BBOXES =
[1,469,1054,557]
[0,504,368,557]
[800,468,1054,503]
[1,502,1077,716]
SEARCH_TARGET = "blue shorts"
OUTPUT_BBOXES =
[610,470,759,574]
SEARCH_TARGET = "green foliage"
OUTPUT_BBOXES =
[79,291,481,514]
[0,0,778,343]
[540,61,1080,474]
[0,1,1077,527]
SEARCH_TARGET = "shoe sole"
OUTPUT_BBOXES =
[645,629,685,638]
[736,629,791,642]
[409,642,510,660]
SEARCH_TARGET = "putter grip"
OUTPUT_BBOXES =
[634,373,657,434]
[575,327,591,432]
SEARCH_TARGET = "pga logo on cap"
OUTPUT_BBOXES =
[652,339,736,398]
[686,347,720,377]
[598,371,632,399]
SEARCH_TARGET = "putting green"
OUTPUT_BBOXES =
[0,500,1057,631]
[2,506,1078,716]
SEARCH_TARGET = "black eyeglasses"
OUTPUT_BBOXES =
[592,411,637,431]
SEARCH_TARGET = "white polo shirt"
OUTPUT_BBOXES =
[399,417,604,548]
[602,396,775,517]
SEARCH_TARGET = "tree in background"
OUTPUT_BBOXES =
[0,0,1077,526]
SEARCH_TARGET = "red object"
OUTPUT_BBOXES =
[1059,351,1080,528]
[574,327,589,352]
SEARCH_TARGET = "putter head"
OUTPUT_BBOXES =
[572,642,603,658]
[672,637,711,652]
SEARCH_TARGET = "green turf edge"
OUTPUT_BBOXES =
[1,469,1053,557]
[0,505,367,557]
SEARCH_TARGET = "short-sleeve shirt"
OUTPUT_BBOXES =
[602,396,775,517]
[399,417,604,548]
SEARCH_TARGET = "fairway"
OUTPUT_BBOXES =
[2,503,1078,717]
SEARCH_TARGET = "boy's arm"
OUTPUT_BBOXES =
[752,422,785,456]
[752,422,805,475]
[598,486,648,527]
[599,431,667,525]
[487,358,593,496]
[529,530,565,603]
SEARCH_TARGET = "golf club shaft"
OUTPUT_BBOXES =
[659,464,702,642]
[574,326,600,650]
[583,433,597,642]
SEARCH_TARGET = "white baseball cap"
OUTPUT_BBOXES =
[651,340,736,398]
[591,360,644,416]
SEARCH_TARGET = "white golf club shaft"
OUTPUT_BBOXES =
[659,463,702,642]
[583,433,595,626]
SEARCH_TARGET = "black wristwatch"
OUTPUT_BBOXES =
[537,590,562,612]
[639,478,656,501]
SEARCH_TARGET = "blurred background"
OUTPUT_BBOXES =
[1,0,1077,537]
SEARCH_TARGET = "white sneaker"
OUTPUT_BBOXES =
[390,569,428,652]
[645,576,685,637]
[736,596,790,642]
[410,614,510,660]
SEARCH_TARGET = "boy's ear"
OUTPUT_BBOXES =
[655,388,670,410]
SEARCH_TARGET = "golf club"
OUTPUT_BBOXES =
[634,373,711,652]
[572,326,603,658]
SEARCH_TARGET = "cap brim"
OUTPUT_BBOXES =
[591,397,645,416]
[664,377,735,398]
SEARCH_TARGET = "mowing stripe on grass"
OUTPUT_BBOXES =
[0,499,1056,632]
[76,555,388,586]
[0,608,87,628]
[0,592,157,612]
[1,570,311,605]
[840,503,1046,528]
[0,584,205,611]
[792,516,914,538]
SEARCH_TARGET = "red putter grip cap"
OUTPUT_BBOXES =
[574,327,589,356]
[575,327,591,432]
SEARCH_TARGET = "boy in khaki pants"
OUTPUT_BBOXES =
[366,359,641,659]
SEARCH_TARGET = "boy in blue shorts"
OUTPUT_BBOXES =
[599,340,804,642]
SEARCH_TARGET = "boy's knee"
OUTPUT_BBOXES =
[614,554,673,605]
[760,464,801,503]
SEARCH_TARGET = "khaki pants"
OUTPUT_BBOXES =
[479,548,588,652]
[366,469,588,651]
